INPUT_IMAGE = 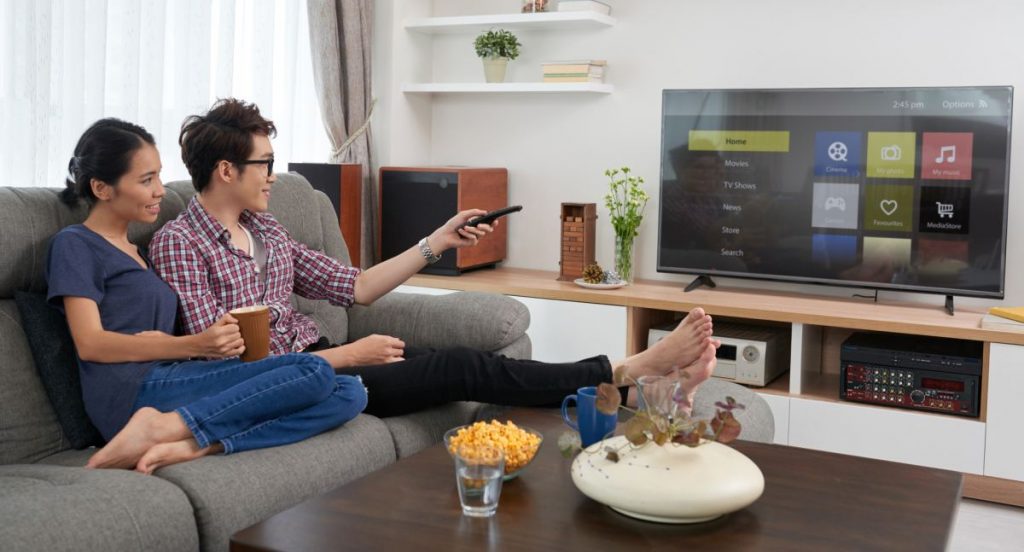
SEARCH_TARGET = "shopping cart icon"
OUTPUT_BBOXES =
[936,202,954,219]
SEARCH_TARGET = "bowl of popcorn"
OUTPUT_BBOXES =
[444,420,544,480]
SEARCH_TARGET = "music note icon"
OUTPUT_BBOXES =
[935,145,956,164]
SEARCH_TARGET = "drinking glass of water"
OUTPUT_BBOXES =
[454,443,505,517]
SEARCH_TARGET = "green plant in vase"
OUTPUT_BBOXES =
[473,29,521,83]
[603,167,649,283]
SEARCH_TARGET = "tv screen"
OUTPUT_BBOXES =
[658,87,1013,298]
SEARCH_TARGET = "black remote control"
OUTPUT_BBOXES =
[460,205,523,229]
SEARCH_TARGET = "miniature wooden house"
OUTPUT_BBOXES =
[558,203,597,281]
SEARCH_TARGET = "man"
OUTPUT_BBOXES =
[150,98,719,414]
[150,98,494,367]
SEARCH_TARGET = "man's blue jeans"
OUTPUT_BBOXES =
[133,353,367,454]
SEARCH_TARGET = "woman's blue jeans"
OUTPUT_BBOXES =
[133,353,367,454]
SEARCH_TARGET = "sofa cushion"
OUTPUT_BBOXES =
[13,291,103,449]
[35,447,95,467]
[0,188,88,297]
[150,414,396,551]
[348,291,531,351]
[0,300,69,464]
[382,402,485,459]
[0,464,198,552]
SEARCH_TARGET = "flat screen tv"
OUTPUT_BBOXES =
[657,86,1013,299]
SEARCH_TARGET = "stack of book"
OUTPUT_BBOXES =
[542,60,606,83]
[981,306,1024,331]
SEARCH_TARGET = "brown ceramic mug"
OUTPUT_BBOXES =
[229,305,270,362]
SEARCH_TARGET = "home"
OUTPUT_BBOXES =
[1,1,1022,550]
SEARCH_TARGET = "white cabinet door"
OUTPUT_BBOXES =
[789,398,985,474]
[510,296,627,363]
[756,393,790,445]
[985,343,1024,481]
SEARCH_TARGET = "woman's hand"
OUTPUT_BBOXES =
[195,314,246,359]
[339,334,406,366]
[426,209,496,254]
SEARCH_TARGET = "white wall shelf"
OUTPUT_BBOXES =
[402,82,613,94]
[404,12,616,34]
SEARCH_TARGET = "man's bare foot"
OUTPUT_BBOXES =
[86,407,191,470]
[650,308,714,367]
[675,342,718,415]
[136,439,223,475]
[613,308,714,382]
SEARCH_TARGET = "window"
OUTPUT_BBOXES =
[0,0,330,189]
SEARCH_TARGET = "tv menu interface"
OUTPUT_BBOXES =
[658,87,1012,297]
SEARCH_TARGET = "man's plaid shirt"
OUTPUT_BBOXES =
[150,197,360,354]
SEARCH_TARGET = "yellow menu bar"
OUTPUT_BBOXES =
[689,130,791,152]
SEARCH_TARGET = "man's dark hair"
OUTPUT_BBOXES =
[179,98,277,192]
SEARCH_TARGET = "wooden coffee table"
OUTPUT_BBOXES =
[231,408,962,551]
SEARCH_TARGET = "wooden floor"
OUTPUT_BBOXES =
[951,499,1024,551]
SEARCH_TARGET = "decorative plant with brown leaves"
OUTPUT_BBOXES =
[559,372,745,460]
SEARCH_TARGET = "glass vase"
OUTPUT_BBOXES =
[636,375,682,422]
[614,233,636,284]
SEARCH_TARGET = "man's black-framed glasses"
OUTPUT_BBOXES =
[236,158,274,175]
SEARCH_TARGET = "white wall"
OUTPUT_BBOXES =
[373,0,1024,308]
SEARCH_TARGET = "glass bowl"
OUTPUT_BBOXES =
[444,423,544,481]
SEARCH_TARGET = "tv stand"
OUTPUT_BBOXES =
[945,295,955,316]
[684,274,717,292]
[402,267,1024,507]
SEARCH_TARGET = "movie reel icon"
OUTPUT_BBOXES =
[827,141,849,162]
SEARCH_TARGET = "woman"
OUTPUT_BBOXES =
[49,118,717,475]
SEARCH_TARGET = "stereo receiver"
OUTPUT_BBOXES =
[840,332,981,417]
[648,320,790,386]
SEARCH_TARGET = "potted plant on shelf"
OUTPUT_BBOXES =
[604,166,649,284]
[474,28,522,83]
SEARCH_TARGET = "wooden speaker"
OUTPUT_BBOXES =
[288,163,363,267]
[379,167,508,275]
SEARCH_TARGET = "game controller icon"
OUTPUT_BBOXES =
[824,196,847,211]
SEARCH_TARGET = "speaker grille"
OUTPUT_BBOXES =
[380,170,459,274]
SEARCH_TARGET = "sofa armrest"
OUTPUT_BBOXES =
[347,291,529,352]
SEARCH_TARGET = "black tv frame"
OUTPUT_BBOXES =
[656,86,1013,300]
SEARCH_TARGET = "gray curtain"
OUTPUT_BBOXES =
[307,0,375,267]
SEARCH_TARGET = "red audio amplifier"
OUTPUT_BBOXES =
[840,332,981,418]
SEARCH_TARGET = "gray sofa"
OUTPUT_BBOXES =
[0,173,531,551]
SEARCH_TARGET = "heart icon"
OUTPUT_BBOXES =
[880,199,898,216]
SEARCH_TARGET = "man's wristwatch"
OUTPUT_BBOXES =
[418,237,441,264]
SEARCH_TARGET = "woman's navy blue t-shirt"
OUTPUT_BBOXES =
[45,225,179,440]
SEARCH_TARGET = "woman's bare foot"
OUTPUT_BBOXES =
[86,407,191,470]
[136,439,223,475]
[675,342,718,415]
[613,308,714,382]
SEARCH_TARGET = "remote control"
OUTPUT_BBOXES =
[460,205,523,229]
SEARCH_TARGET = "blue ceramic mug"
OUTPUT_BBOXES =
[561,386,618,448]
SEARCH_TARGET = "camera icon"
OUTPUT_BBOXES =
[880,144,902,161]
